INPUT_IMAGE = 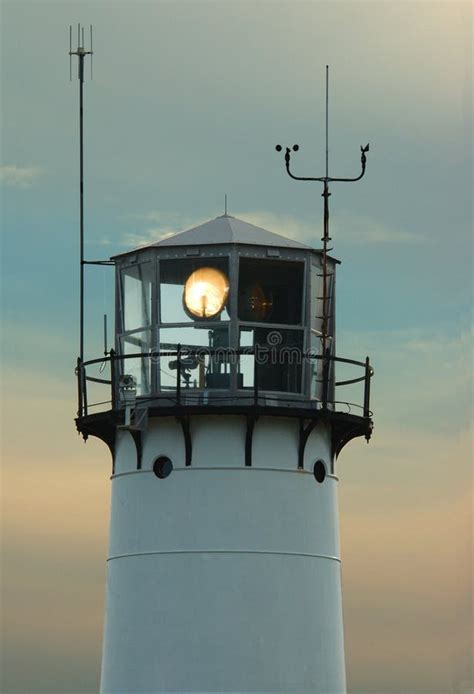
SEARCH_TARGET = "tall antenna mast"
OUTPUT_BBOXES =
[69,24,93,363]
[276,66,369,357]
[325,65,329,179]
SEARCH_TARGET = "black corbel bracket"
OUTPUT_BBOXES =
[75,412,117,473]
[331,419,372,462]
[130,429,143,470]
[245,414,257,467]
[298,419,318,470]
[178,415,192,466]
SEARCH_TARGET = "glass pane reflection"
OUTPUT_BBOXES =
[159,325,230,391]
[239,327,303,393]
[120,330,152,396]
[121,263,154,332]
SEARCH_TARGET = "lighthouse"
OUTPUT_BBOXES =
[76,210,373,693]
[69,30,373,691]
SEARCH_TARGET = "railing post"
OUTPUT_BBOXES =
[76,357,83,417]
[110,349,118,410]
[81,366,88,417]
[176,344,181,406]
[253,348,259,406]
[363,356,371,418]
[322,347,330,410]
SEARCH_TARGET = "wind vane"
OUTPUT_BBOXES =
[275,65,369,354]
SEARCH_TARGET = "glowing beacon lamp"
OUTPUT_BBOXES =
[183,266,229,318]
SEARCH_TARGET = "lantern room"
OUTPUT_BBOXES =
[112,214,337,407]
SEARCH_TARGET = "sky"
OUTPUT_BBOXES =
[1,1,472,693]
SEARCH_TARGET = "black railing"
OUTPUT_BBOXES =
[76,347,373,420]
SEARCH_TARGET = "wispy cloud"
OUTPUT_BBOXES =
[239,211,319,245]
[117,210,209,248]
[121,227,177,248]
[336,218,428,245]
[0,164,44,187]
[115,209,427,251]
[241,211,428,246]
[337,325,473,436]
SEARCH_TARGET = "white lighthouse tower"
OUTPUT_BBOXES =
[76,210,373,693]
[70,35,373,691]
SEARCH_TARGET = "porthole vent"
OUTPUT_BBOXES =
[153,456,173,479]
[313,460,326,484]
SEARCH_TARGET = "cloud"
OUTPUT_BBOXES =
[116,209,428,251]
[337,325,473,435]
[0,164,44,187]
[120,210,314,250]
[340,223,427,244]
[120,227,177,248]
[118,210,210,248]
[238,211,428,246]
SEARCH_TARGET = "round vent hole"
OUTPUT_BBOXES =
[153,456,173,479]
[313,460,326,484]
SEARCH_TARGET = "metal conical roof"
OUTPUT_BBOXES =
[114,215,315,258]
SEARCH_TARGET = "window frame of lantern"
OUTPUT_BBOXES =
[113,242,334,406]
[156,246,234,395]
[116,251,159,394]
[234,246,309,400]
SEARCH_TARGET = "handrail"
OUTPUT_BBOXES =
[80,348,370,370]
[76,348,373,420]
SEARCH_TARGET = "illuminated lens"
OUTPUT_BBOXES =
[183,267,229,318]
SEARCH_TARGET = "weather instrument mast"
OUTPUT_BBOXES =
[276,66,369,360]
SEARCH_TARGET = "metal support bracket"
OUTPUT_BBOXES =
[331,420,373,462]
[298,419,318,470]
[75,413,117,474]
[178,415,192,466]
[245,414,257,467]
[130,429,143,470]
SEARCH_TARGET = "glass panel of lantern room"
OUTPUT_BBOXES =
[158,325,229,392]
[239,327,304,394]
[120,330,152,397]
[159,257,230,324]
[238,258,304,325]
[237,257,305,394]
[120,261,154,333]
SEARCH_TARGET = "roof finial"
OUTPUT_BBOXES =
[224,193,228,216]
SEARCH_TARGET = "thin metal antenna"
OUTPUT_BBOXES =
[224,193,228,216]
[325,65,329,179]
[69,26,72,80]
[104,314,108,355]
[69,24,93,364]
[275,66,370,373]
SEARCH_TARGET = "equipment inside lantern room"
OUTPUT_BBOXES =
[120,254,306,395]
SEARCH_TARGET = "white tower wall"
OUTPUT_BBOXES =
[100,416,346,694]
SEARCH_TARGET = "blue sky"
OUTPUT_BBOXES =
[1,1,472,693]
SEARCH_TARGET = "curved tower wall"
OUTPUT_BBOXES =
[100,416,346,694]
